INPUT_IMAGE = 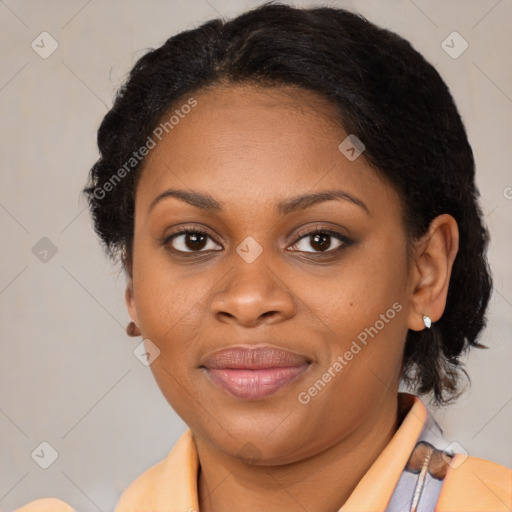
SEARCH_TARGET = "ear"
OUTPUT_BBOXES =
[407,214,459,331]
[125,273,140,327]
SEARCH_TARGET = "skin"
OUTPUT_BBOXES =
[125,84,459,512]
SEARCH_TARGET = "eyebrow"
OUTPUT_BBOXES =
[148,188,369,215]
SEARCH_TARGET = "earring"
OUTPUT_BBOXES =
[126,321,141,337]
[422,314,432,329]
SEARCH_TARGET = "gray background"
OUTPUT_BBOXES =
[0,0,511,510]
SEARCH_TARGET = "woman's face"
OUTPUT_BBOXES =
[126,84,416,464]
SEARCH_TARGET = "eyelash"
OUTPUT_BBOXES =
[162,225,353,256]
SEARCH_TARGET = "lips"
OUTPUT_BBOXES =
[201,345,311,400]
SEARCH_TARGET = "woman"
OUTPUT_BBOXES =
[16,2,511,511]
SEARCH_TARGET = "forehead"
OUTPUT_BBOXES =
[143,84,345,165]
[134,83,396,217]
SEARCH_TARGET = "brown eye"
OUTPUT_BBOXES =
[166,229,222,253]
[289,229,351,253]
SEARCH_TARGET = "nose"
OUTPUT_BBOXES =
[210,253,296,328]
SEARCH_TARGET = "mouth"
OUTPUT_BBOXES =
[200,345,312,400]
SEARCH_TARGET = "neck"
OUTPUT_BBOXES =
[197,394,402,512]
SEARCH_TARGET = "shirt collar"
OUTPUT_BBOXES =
[115,392,428,511]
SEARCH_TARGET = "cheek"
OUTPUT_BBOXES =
[135,264,204,416]
[132,255,206,395]
[306,237,407,334]
[133,242,202,332]
[313,234,409,381]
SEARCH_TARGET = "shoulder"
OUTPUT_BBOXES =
[13,497,75,512]
[437,454,512,511]
[115,430,197,511]
[13,458,181,512]
[113,456,168,509]
[13,432,196,512]
[11,461,169,512]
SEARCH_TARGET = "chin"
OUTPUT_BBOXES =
[196,414,316,465]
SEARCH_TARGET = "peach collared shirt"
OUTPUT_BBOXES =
[14,394,512,511]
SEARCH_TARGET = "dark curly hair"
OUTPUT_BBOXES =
[82,2,492,404]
